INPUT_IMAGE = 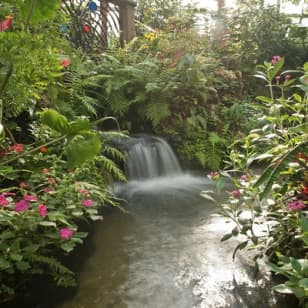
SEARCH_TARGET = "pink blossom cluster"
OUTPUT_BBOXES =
[287,200,306,211]
[271,55,282,65]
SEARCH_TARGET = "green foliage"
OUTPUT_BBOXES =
[266,253,308,305]
[0,1,125,302]
[212,4,308,70]
[136,0,195,31]
[21,0,61,24]
[207,59,308,305]
[0,31,62,118]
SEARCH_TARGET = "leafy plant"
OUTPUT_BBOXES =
[206,58,308,305]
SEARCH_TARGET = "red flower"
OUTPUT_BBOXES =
[9,144,23,153]
[303,184,308,195]
[60,58,70,68]
[0,16,13,32]
[40,146,48,153]
[83,24,90,33]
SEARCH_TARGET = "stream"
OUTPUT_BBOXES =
[9,136,297,308]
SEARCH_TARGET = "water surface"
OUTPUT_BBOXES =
[54,174,295,308]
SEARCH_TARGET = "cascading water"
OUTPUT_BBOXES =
[125,135,182,179]
[114,135,211,199]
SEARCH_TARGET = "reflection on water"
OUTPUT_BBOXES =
[50,175,296,308]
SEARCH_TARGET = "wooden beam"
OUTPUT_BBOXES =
[116,0,136,45]
[109,0,136,7]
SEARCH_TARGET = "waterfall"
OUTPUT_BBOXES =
[123,135,182,180]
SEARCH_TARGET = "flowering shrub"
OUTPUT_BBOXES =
[0,109,125,301]
[206,58,308,305]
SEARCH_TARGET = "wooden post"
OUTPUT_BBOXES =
[110,0,136,46]
[100,0,109,49]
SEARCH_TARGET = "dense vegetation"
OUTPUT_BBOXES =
[0,0,307,306]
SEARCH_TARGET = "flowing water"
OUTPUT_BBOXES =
[15,136,297,308]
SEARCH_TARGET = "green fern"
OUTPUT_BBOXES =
[28,254,76,287]
[97,155,126,182]
[144,102,170,127]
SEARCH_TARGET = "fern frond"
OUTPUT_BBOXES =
[102,145,126,163]
[144,102,170,127]
[97,155,126,182]
[28,254,76,287]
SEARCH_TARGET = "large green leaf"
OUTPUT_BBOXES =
[41,109,69,134]
[68,118,90,135]
[21,0,61,24]
[66,131,102,168]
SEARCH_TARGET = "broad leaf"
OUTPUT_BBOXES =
[66,131,101,168]
[68,118,90,135]
[41,109,69,134]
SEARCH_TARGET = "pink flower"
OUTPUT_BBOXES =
[240,175,249,181]
[275,75,281,84]
[0,194,9,207]
[231,190,241,198]
[37,204,48,217]
[15,200,29,212]
[287,200,305,211]
[207,172,219,180]
[59,228,73,240]
[60,58,70,68]
[285,74,291,81]
[0,16,13,32]
[271,55,282,65]
[82,199,93,207]
[24,194,37,202]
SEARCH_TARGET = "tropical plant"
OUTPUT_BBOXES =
[0,108,125,301]
[206,57,308,305]
[0,0,126,302]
